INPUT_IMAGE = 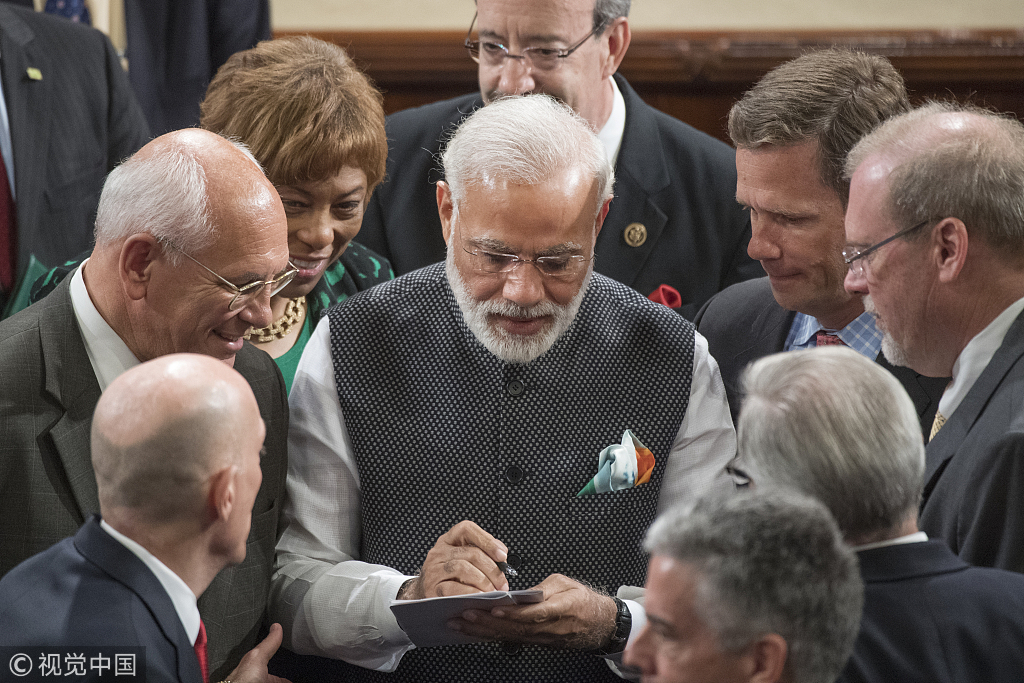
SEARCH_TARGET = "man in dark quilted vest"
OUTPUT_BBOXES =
[270,94,736,683]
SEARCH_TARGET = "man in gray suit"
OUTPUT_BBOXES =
[844,102,1024,574]
[0,3,150,314]
[0,128,291,679]
[694,49,945,437]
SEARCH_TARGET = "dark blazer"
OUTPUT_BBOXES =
[359,74,762,320]
[920,309,1024,573]
[837,540,1024,683]
[0,5,150,296]
[123,0,271,136]
[694,277,946,437]
[0,276,289,680]
[0,516,203,683]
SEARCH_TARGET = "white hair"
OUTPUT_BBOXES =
[441,95,614,216]
[738,346,925,541]
[94,137,262,266]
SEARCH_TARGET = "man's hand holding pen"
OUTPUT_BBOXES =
[397,520,510,600]
[395,520,620,652]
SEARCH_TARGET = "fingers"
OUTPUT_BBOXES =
[418,521,511,597]
[226,623,284,683]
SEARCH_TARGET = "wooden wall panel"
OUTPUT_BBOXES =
[276,29,1024,143]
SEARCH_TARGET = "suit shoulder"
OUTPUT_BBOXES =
[2,3,111,52]
[587,274,696,340]
[695,278,774,329]
[386,92,483,131]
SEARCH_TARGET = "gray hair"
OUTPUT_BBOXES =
[441,95,614,216]
[94,137,262,266]
[845,101,1024,259]
[728,48,909,203]
[646,491,863,683]
[594,0,630,29]
[738,347,925,541]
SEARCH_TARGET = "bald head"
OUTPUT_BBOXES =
[845,102,1024,260]
[92,353,265,525]
[94,128,283,262]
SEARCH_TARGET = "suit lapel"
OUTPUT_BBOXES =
[924,310,1024,493]
[75,517,202,683]
[0,8,51,269]
[37,278,103,523]
[597,75,670,291]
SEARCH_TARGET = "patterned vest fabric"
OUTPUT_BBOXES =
[328,264,695,683]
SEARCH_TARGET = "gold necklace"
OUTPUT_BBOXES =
[244,297,306,343]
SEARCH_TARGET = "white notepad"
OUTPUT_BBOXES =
[390,590,543,647]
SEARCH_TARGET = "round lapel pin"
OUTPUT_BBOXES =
[624,222,647,247]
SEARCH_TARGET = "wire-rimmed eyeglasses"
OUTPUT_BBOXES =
[842,219,932,277]
[461,242,594,280]
[464,11,606,71]
[163,240,298,311]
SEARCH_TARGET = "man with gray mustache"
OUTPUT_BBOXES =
[271,94,736,683]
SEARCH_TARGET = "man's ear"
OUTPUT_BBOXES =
[594,196,613,238]
[120,234,161,301]
[933,217,969,284]
[206,464,238,525]
[743,633,788,683]
[601,17,631,78]
[438,181,455,245]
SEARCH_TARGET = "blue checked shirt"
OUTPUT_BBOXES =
[785,310,883,359]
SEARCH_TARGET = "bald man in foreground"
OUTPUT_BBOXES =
[0,128,291,677]
[0,355,286,683]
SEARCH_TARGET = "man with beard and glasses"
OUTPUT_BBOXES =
[271,95,736,683]
[358,0,760,318]
[843,102,1024,574]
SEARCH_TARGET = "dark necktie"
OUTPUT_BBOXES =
[0,149,16,293]
[815,329,846,347]
[193,619,209,683]
[44,0,92,23]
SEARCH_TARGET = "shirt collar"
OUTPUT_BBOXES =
[99,519,201,645]
[785,310,883,360]
[595,77,626,169]
[852,531,929,552]
[70,260,141,391]
[942,295,1024,418]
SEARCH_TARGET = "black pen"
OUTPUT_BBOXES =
[496,560,518,578]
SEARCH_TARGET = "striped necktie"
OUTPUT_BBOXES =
[929,411,946,442]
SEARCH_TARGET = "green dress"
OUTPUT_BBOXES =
[15,240,394,392]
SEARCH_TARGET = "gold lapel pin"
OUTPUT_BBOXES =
[624,222,647,248]
[26,67,42,81]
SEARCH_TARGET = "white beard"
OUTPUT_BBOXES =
[865,295,910,367]
[446,244,591,364]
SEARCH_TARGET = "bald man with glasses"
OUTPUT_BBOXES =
[0,128,292,681]
[359,0,761,320]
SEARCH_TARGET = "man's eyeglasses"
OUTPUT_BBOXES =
[464,11,606,71]
[163,241,298,310]
[462,242,594,280]
[842,219,932,277]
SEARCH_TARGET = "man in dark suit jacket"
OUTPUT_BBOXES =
[124,0,271,135]
[844,103,1024,574]
[0,129,290,679]
[0,354,286,683]
[694,49,945,434]
[359,0,760,319]
[738,347,1024,683]
[0,4,150,312]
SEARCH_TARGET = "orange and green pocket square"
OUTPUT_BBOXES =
[577,429,656,496]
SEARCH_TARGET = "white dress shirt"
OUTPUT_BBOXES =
[941,295,1024,419]
[99,519,201,645]
[69,261,140,391]
[596,77,627,169]
[272,317,737,672]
